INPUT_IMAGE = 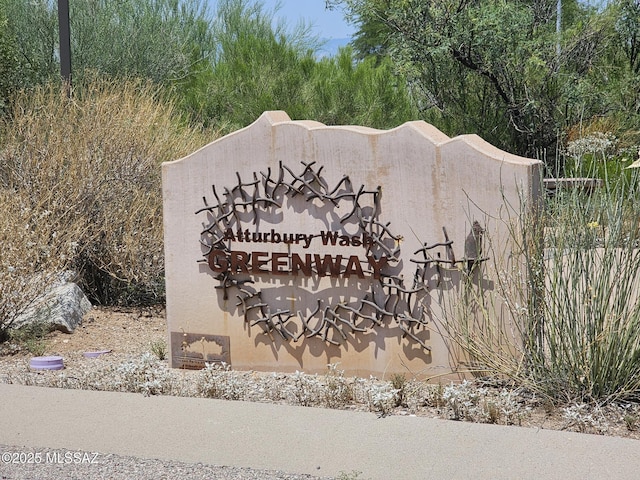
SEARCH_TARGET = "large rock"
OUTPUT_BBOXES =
[13,274,92,333]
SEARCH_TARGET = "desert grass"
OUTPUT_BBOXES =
[440,168,640,404]
[0,75,215,326]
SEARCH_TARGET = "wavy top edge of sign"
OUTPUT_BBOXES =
[165,110,542,167]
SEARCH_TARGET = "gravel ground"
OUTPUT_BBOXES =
[0,444,333,480]
[1,306,639,480]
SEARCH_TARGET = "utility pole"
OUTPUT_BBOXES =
[556,0,562,57]
[58,0,71,95]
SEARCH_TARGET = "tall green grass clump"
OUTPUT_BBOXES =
[443,143,640,404]
[0,76,212,320]
[525,167,640,403]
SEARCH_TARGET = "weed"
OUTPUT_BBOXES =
[562,403,609,434]
[365,378,399,416]
[484,401,501,424]
[24,339,47,357]
[617,403,640,432]
[8,321,50,356]
[424,383,446,408]
[197,362,246,400]
[149,340,167,361]
[542,398,556,416]
[323,363,353,409]
[390,373,407,407]
[624,414,637,431]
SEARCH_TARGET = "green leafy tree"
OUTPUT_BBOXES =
[0,0,19,114]
[608,0,640,135]
[3,0,416,132]
[558,1,640,172]
[2,0,216,88]
[2,0,59,89]
[333,0,392,62]
[305,47,416,128]
[190,0,416,131]
[70,0,216,85]
[190,0,318,129]
[332,0,620,161]
[615,0,640,74]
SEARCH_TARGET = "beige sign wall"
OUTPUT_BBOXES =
[162,111,542,379]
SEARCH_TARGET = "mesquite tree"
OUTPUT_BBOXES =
[331,0,638,164]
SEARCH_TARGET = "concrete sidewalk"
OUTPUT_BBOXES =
[1,383,639,479]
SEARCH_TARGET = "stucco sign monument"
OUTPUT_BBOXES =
[162,111,541,378]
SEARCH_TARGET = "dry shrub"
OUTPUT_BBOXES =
[0,190,75,339]
[0,76,213,310]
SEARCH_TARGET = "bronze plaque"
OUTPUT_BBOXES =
[170,332,230,370]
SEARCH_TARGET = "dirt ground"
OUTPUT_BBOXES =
[1,305,639,442]
[46,306,167,358]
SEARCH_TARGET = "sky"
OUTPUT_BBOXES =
[263,0,355,40]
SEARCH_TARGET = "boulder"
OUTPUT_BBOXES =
[13,274,92,334]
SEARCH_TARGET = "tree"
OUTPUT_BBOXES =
[305,47,417,128]
[3,0,416,133]
[187,0,416,131]
[2,0,59,90]
[616,0,640,74]
[333,0,616,161]
[187,0,316,129]
[2,0,216,89]
[0,0,19,114]
[70,0,216,86]
[335,0,393,62]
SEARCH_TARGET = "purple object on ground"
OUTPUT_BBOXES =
[30,356,64,370]
[83,350,112,358]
